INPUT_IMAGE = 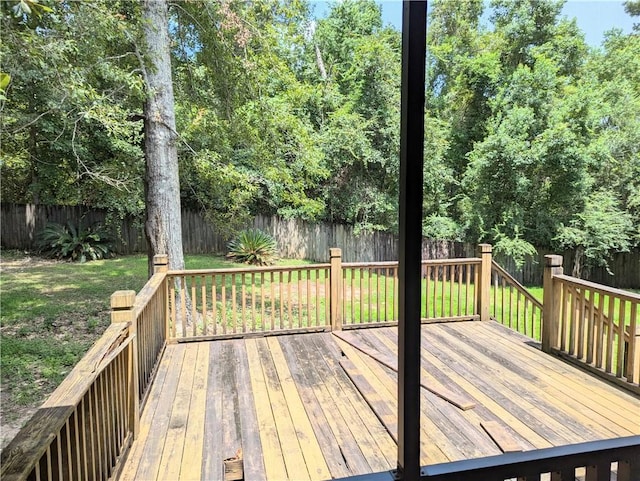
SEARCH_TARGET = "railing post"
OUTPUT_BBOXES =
[330,248,343,331]
[154,254,170,341]
[624,324,640,383]
[477,244,492,321]
[153,254,168,274]
[110,290,140,438]
[542,255,563,353]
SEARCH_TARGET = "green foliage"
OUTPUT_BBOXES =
[555,190,634,274]
[36,222,113,262]
[227,229,278,266]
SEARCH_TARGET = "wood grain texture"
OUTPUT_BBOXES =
[117,322,640,480]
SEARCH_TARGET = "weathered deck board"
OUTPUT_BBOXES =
[118,321,640,481]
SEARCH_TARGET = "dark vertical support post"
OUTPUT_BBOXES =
[397,2,427,480]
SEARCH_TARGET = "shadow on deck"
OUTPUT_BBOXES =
[119,321,640,481]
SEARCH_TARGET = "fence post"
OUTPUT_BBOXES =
[477,244,492,321]
[542,255,563,353]
[330,248,343,330]
[110,290,140,438]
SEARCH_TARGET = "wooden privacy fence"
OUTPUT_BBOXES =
[0,257,169,481]
[542,255,640,394]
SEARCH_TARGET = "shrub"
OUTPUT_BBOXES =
[36,222,113,262]
[227,229,277,266]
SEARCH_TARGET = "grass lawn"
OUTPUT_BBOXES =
[0,250,309,448]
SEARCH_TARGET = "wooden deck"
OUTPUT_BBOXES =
[118,320,640,481]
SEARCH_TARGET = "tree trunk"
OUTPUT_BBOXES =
[141,0,185,275]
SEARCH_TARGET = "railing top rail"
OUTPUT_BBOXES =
[491,260,543,311]
[554,274,640,303]
[342,258,481,269]
[133,271,167,317]
[421,257,481,266]
[0,322,132,479]
[342,261,399,268]
[420,435,640,479]
[167,263,332,276]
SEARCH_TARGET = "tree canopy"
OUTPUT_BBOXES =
[1,0,638,275]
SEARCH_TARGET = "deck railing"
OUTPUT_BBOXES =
[420,435,640,481]
[165,246,493,340]
[131,257,169,407]
[490,261,543,340]
[1,255,170,481]
[166,264,331,339]
[0,323,135,481]
[541,254,640,394]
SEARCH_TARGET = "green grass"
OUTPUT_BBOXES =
[0,251,309,437]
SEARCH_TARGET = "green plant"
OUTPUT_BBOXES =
[36,222,113,262]
[226,229,278,266]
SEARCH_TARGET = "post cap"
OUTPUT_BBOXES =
[110,290,136,309]
[478,243,492,254]
[329,247,342,258]
[153,254,168,265]
[544,254,563,268]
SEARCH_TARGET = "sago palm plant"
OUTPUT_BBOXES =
[226,229,278,266]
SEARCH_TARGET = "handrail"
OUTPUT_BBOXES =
[554,274,640,303]
[1,323,134,481]
[490,260,543,339]
[420,435,640,480]
[491,261,542,310]
[167,263,331,276]
[548,273,640,390]
[132,271,168,406]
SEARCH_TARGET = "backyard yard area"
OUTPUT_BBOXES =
[0,250,310,450]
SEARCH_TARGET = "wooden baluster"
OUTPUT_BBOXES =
[360,268,364,324]
[221,275,227,335]
[251,272,256,332]
[325,268,330,326]
[280,271,285,329]
[261,272,266,332]
[586,290,595,364]
[306,269,311,327]
[242,273,247,333]
[376,268,381,323]
[606,294,615,373]
[626,302,639,383]
[201,275,207,336]
[212,277,218,336]
[617,300,627,377]
[595,291,605,369]
[231,273,237,333]
[577,289,586,360]
[449,264,456,317]
[456,265,462,317]
[287,270,293,329]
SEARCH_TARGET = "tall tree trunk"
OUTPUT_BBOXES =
[141,0,185,275]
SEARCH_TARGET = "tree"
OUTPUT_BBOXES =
[141,0,185,272]
[0,0,145,219]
